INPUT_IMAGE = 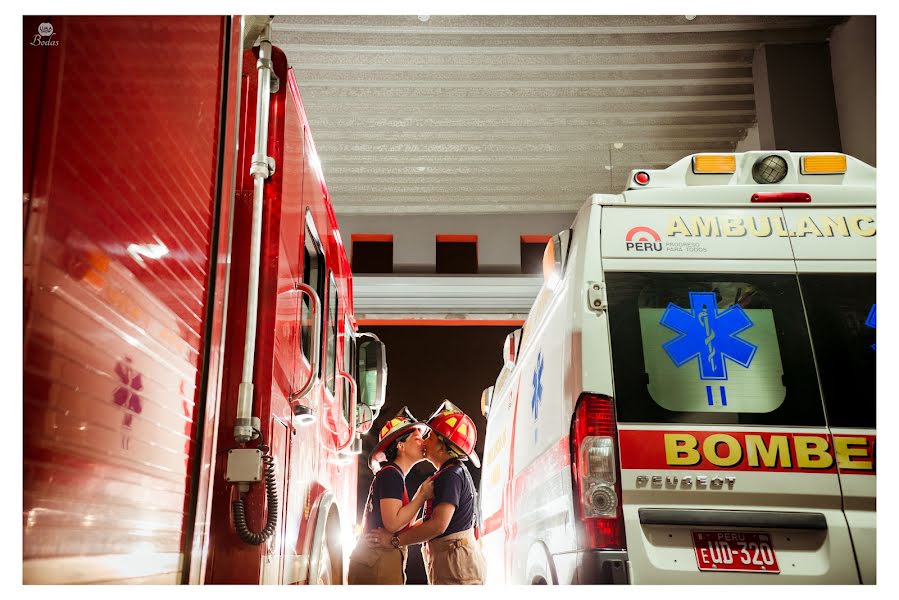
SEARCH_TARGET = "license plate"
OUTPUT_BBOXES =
[692,531,780,573]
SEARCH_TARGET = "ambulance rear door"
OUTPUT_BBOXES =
[600,206,858,584]
[786,207,877,584]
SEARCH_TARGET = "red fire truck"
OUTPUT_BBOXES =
[23,16,386,584]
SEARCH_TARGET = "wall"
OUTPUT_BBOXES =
[752,16,876,164]
[830,16,876,166]
[338,213,577,273]
[755,42,842,152]
[735,123,761,152]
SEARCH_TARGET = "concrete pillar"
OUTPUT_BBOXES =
[753,42,842,152]
[830,16,876,166]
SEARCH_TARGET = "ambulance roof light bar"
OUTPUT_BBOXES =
[625,152,867,192]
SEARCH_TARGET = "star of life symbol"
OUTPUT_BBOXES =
[531,352,544,419]
[866,304,876,350]
[660,291,758,381]
[531,352,544,444]
[113,357,144,449]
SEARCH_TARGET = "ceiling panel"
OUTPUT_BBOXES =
[271,15,845,215]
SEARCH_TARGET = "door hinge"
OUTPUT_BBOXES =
[587,281,607,313]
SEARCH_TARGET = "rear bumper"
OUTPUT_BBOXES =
[575,550,630,584]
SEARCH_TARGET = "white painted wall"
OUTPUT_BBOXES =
[735,123,761,152]
[830,16,876,166]
[338,213,577,273]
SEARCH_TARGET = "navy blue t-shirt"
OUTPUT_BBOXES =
[425,459,477,538]
[364,463,406,532]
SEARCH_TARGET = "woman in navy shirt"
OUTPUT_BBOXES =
[348,408,433,584]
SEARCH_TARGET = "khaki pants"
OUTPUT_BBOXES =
[423,529,486,585]
[348,540,408,585]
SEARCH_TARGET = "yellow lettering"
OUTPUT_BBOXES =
[664,433,701,466]
[703,434,742,467]
[722,218,747,237]
[747,216,773,237]
[489,466,501,486]
[772,217,791,237]
[848,215,876,237]
[745,435,792,468]
[818,216,850,237]
[689,217,720,237]
[794,435,834,469]
[667,216,692,237]
[486,432,507,464]
[833,436,874,471]
[793,217,823,237]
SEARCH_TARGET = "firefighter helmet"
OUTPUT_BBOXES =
[427,400,480,468]
[369,407,428,471]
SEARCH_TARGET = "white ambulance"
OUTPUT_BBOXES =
[478,152,875,584]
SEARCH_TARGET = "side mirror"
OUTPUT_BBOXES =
[356,333,387,413]
[503,328,523,368]
[542,229,571,287]
[480,386,495,418]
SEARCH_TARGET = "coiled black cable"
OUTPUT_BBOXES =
[232,443,278,545]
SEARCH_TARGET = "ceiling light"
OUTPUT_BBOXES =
[418,15,430,22]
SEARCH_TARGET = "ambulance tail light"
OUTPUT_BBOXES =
[571,393,626,550]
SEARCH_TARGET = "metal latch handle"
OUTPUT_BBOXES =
[588,281,607,313]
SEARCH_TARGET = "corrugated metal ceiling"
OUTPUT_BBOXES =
[272,15,845,215]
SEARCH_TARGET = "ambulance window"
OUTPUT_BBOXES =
[800,274,876,429]
[606,272,825,426]
[325,272,338,395]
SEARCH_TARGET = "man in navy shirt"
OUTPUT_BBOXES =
[367,401,486,584]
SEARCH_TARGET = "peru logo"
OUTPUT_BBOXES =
[625,226,663,252]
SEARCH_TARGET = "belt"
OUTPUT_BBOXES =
[425,528,476,553]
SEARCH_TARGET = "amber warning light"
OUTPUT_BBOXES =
[693,155,737,174]
[801,154,847,175]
